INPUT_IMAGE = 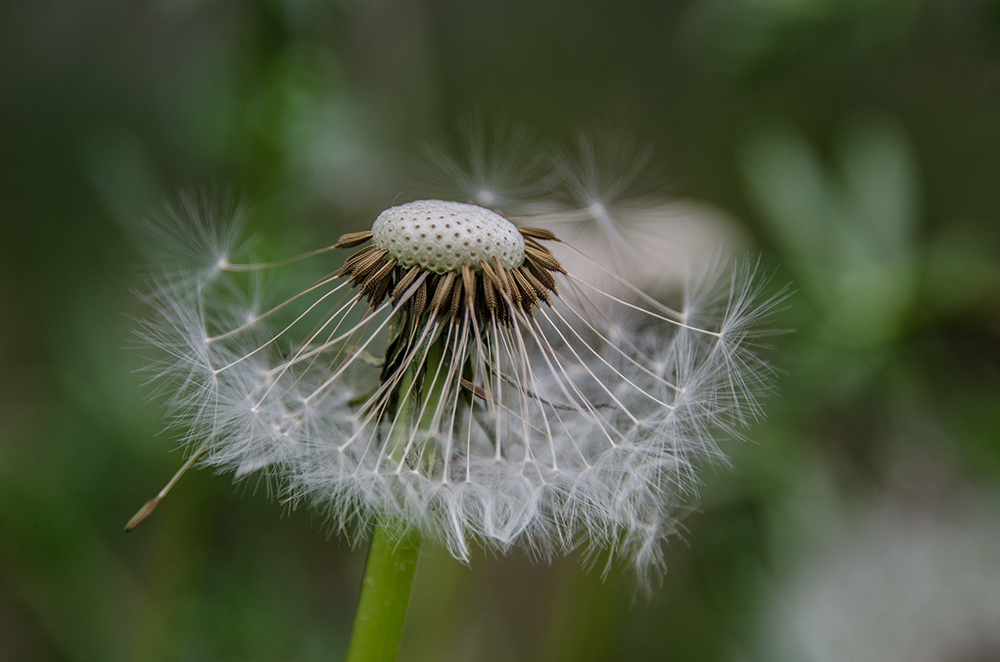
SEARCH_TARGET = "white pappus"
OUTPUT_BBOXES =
[132,151,778,587]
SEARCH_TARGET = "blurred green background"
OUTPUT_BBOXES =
[3,0,1000,660]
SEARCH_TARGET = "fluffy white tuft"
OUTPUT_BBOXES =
[138,157,778,587]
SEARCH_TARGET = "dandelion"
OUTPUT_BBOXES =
[132,185,774,659]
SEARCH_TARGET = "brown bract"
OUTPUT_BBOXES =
[333,227,566,327]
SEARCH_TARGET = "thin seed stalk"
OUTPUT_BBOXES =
[345,333,449,662]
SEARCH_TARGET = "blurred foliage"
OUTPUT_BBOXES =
[2,0,1000,660]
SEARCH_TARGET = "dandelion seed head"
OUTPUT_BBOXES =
[138,145,778,588]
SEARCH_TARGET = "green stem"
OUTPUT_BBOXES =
[345,522,421,662]
[345,334,449,661]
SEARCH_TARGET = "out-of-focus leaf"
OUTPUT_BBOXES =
[740,124,835,278]
[741,116,921,346]
[837,113,920,259]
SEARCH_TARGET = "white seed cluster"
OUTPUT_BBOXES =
[372,200,525,274]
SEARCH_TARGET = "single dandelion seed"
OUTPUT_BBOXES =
[132,193,776,660]
[421,120,555,214]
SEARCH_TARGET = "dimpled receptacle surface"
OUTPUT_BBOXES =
[371,200,525,274]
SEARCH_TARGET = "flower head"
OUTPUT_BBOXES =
[137,189,774,584]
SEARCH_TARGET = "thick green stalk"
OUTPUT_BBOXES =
[344,522,421,662]
[345,335,449,662]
